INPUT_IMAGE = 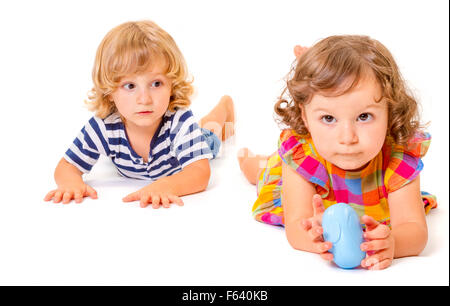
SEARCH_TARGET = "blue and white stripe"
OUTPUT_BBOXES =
[64,108,213,180]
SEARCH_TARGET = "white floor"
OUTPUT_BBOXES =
[1,130,448,286]
[0,0,448,286]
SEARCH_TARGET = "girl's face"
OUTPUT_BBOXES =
[110,62,172,130]
[301,75,388,171]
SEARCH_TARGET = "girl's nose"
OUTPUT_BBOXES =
[338,122,358,145]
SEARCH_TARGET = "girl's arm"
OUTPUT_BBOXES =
[360,176,427,270]
[122,159,211,208]
[388,176,428,257]
[282,161,332,256]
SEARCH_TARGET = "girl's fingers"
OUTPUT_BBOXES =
[320,252,334,261]
[368,258,392,271]
[361,215,379,231]
[361,239,390,252]
[363,224,390,240]
[312,194,325,216]
[301,219,311,231]
[361,250,389,269]
[316,241,332,254]
[309,221,324,241]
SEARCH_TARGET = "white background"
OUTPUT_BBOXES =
[0,0,448,285]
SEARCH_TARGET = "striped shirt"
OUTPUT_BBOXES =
[64,108,213,180]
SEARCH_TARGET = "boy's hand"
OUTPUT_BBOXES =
[360,215,395,270]
[300,194,333,261]
[44,182,98,204]
[122,181,184,209]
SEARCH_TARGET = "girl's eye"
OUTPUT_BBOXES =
[151,80,162,88]
[358,113,373,122]
[123,83,135,90]
[321,115,336,124]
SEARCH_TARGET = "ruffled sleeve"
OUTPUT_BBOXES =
[277,129,330,196]
[384,132,431,193]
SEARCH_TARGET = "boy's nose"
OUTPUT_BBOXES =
[338,122,358,145]
[137,88,152,104]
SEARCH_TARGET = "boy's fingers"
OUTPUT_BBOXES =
[62,191,73,204]
[74,191,83,203]
[152,195,161,209]
[161,196,170,208]
[140,194,151,208]
[168,195,184,206]
[44,190,56,201]
[86,186,98,199]
[123,192,139,202]
[53,191,63,203]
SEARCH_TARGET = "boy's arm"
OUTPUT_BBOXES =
[152,158,211,196]
[44,158,98,203]
[122,159,211,207]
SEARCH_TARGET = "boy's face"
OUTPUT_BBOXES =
[110,62,172,130]
[301,75,389,171]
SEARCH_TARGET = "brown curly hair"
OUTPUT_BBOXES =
[275,35,423,146]
[85,20,193,118]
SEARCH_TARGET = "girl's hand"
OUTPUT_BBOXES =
[360,215,395,270]
[44,182,98,204]
[122,182,184,209]
[294,45,309,59]
[300,194,333,261]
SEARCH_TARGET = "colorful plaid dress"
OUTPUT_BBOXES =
[252,129,437,227]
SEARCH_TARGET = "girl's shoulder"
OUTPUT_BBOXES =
[384,131,431,193]
[278,129,317,160]
[278,129,329,190]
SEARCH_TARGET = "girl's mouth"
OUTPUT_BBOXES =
[137,111,153,115]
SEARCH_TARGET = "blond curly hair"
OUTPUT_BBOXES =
[275,35,423,146]
[85,20,193,118]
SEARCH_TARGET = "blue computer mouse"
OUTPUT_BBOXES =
[322,203,366,269]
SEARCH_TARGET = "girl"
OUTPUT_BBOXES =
[44,20,234,208]
[238,35,437,270]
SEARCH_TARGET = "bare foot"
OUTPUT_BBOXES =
[237,148,267,185]
[221,95,235,141]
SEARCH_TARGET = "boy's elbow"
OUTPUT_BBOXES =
[196,161,211,191]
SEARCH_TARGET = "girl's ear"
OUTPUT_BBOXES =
[299,104,309,130]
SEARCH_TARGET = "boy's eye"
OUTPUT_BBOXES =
[151,80,162,88]
[321,115,336,124]
[123,83,135,90]
[357,113,373,122]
